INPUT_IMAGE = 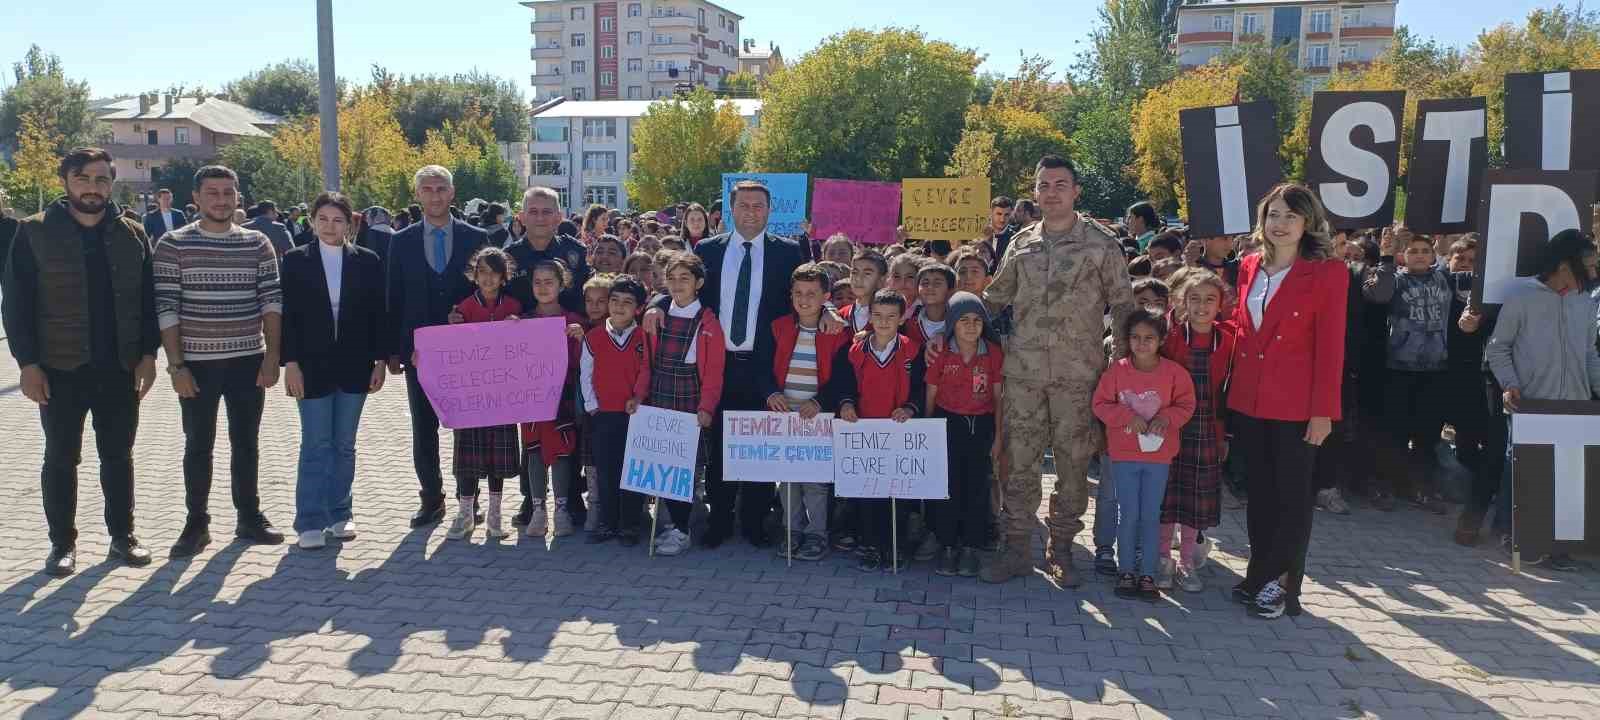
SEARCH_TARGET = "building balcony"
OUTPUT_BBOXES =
[1238,32,1265,43]
[103,143,217,161]
[1305,64,1331,75]
[531,19,564,32]
[582,168,619,179]
[531,45,564,59]
[1338,60,1373,72]
[649,42,698,55]
[648,14,696,29]
[1341,23,1394,38]
[1176,31,1234,44]
[1305,31,1333,40]
[531,72,566,85]
[649,69,699,83]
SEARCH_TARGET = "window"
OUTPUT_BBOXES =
[571,33,586,47]
[571,60,586,74]
[1240,13,1260,35]
[583,152,617,174]
[1213,14,1232,32]
[728,21,735,34]
[627,31,641,45]
[654,33,671,44]
[532,153,565,175]
[570,7,585,20]
[626,58,643,71]
[602,45,616,59]
[1341,8,1361,27]
[719,14,726,28]
[627,86,642,99]
[600,17,614,32]
[572,87,586,100]
[1307,44,1329,67]
[628,3,641,17]
[534,119,568,142]
[600,71,615,87]
[175,126,190,144]
[654,88,666,98]
[146,129,158,145]
[698,8,705,26]
[583,185,618,207]
[583,118,617,140]
[1309,10,1331,33]
[556,188,571,210]
[1340,42,1359,61]
[134,160,145,170]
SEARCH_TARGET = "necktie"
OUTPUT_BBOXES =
[431,228,447,272]
[730,240,753,347]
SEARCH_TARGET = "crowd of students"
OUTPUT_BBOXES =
[9,148,1597,616]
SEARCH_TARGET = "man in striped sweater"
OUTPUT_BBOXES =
[154,165,286,558]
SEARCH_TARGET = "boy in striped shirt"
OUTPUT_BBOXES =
[767,264,851,561]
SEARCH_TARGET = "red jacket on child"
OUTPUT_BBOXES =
[454,291,522,323]
[580,321,652,413]
[644,303,727,416]
[1092,356,1196,463]
[521,310,585,464]
[1159,313,1237,438]
[835,333,925,418]
[771,313,852,399]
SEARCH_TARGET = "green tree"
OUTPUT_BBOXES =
[1073,0,1183,107]
[217,136,318,208]
[745,28,978,180]
[948,106,1068,198]
[0,45,99,153]
[719,71,761,98]
[626,88,746,209]
[2,111,64,213]
[1464,4,1600,164]
[223,60,338,118]
[1068,91,1143,218]
[152,159,205,211]
[383,69,529,145]
[1130,63,1245,215]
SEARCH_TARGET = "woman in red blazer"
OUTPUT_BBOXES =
[1227,184,1348,620]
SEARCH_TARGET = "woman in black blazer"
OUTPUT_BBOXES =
[280,192,388,550]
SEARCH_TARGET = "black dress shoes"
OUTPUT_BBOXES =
[45,545,76,577]
[169,522,211,559]
[235,519,285,545]
[109,536,152,567]
[412,501,446,528]
[701,526,730,549]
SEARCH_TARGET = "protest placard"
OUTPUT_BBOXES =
[832,419,948,500]
[901,177,989,242]
[412,317,570,429]
[722,411,836,483]
[811,179,901,245]
[721,173,809,236]
[621,406,701,503]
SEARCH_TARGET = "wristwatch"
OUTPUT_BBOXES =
[167,363,187,376]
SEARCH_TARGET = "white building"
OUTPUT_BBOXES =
[1174,0,1398,88]
[522,0,743,103]
[529,98,761,211]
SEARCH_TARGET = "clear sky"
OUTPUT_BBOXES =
[0,0,1565,99]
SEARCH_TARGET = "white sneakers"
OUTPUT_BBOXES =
[552,499,574,537]
[1178,566,1205,593]
[654,528,689,556]
[329,521,357,540]
[526,500,548,538]
[298,530,326,550]
[1156,558,1175,590]
[485,493,507,539]
[448,497,477,540]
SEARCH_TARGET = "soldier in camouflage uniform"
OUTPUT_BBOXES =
[979,155,1134,586]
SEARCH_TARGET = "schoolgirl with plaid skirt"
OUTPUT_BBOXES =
[1157,273,1237,592]
[448,252,525,541]
[519,259,586,540]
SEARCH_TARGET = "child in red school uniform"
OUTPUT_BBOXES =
[902,263,954,349]
[925,291,1004,578]
[839,249,889,335]
[518,259,587,539]
[1156,271,1236,592]
[833,288,926,572]
[565,273,616,531]
[580,275,653,545]
[1093,308,1196,602]
[448,247,524,541]
[643,251,726,556]
[767,263,853,561]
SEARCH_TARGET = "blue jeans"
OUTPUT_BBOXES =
[1492,415,1513,536]
[1112,460,1169,577]
[1093,454,1118,551]
[294,391,367,533]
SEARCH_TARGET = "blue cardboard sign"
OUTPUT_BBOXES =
[721,173,809,237]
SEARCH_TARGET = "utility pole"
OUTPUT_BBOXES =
[316,0,340,190]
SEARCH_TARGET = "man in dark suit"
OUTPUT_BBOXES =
[385,165,488,527]
[357,206,395,264]
[648,180,842,548]
[242,201,295,257]
[141,188,187,243]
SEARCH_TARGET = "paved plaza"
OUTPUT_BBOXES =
[0,347,1597,720]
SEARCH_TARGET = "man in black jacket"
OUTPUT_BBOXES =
[141,188,187,243]
[3,148,159,576]
[505,187,590,313]
[386,165,488,526]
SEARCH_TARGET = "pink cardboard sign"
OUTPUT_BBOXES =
[413,316,570,429]
[812,179,902,245]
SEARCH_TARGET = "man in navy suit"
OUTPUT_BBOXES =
[385,165,488,527]
[141,188,187,243]
[648,181,842,548]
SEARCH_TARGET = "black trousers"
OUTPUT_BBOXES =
[39,365,139,547]
[591,411,642,533]
[1234,414,1317,597]
[1377,370,1445,498]
[934,410,994,548]
[1467,371,1508,514]
[180,355,265,526]
[1313,375,1366,493]
[706,353,774,541]
[405,366,445,504]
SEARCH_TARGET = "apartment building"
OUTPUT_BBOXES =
[95,93,283,194]
[529,98,761,211]
[737,39,784,80]
[522,0,743,103]
[1174,0,1398,86]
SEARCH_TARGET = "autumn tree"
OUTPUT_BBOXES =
[1463,4,1600,164]
[948,107,1068,198]
[746,28,978,180]
[218,137,318,208]
[719,72,761,98]
[3,111,64,213]
[626,88,746,209]
[274,90,420,210]
[419,110,520,204]
[1130,63,1245,215]
[0,45,99,153]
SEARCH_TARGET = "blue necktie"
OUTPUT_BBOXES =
[431,228,447,271]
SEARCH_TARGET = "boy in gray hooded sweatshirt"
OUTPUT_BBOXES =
[1475,229,1600,569]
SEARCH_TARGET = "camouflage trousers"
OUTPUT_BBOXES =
[1000,378,1099,545]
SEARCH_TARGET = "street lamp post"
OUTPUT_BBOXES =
[316,0,340,191]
